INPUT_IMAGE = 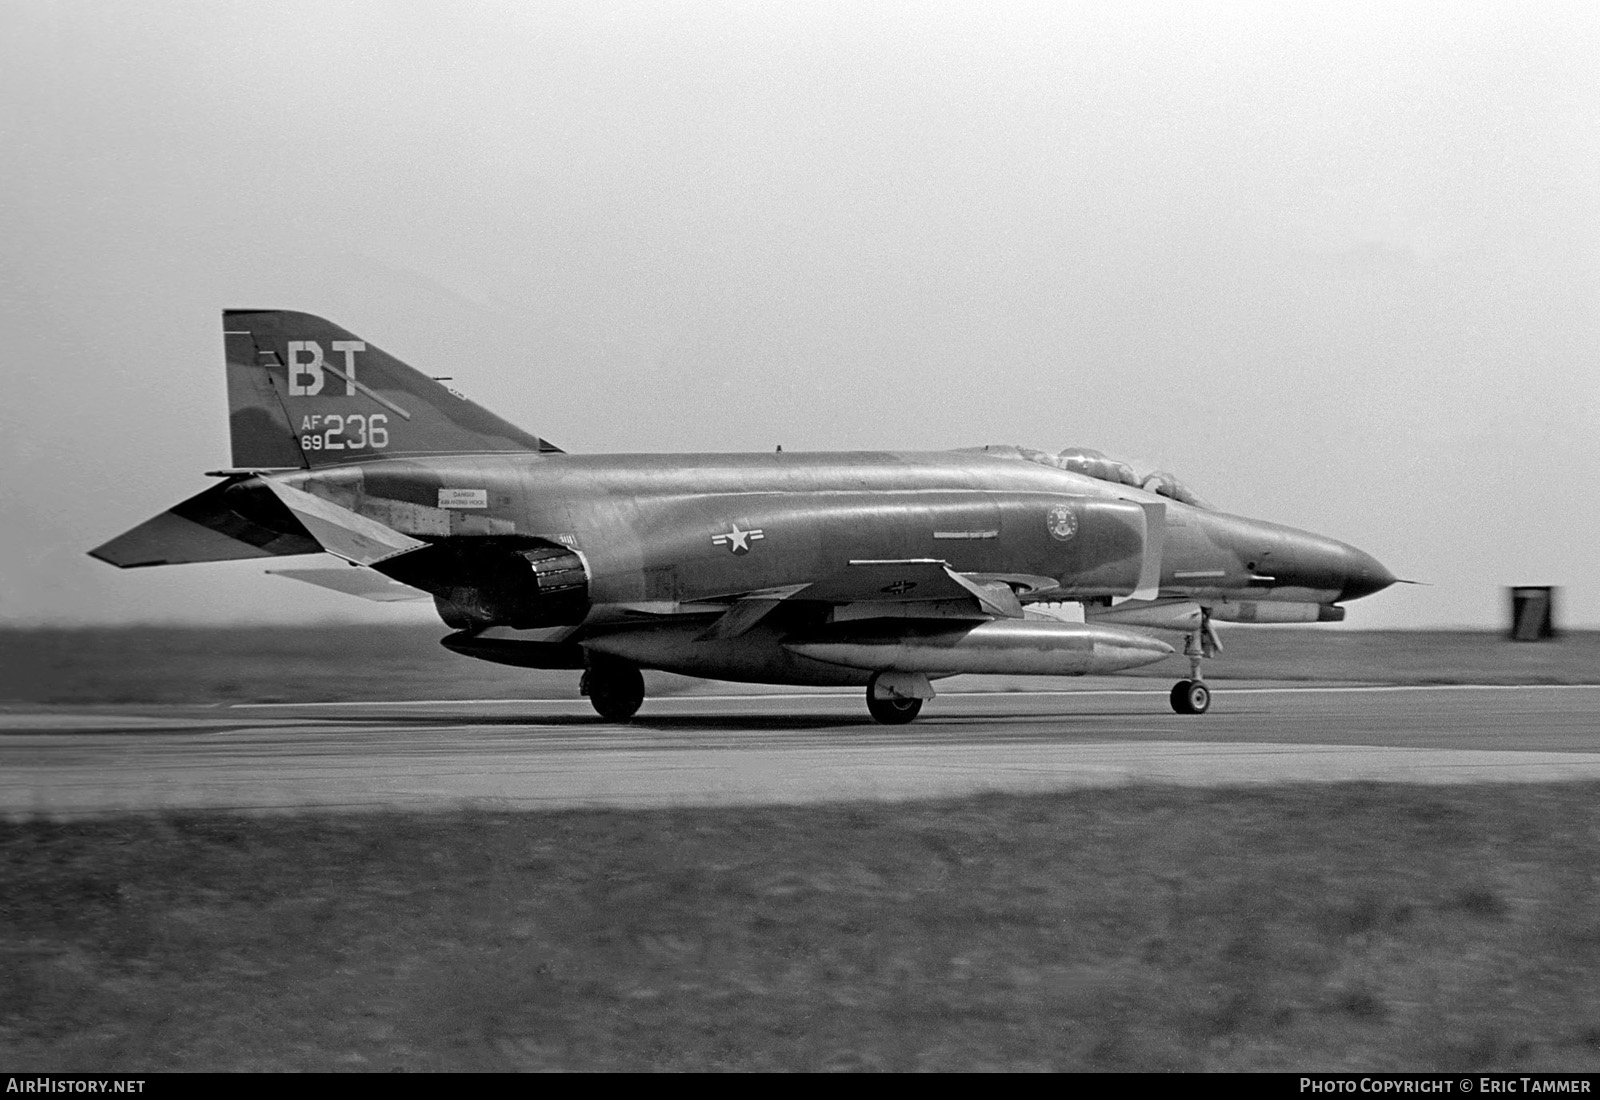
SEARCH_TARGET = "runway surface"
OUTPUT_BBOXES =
[5,684,1600,817]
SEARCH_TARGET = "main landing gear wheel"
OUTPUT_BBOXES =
[1170,679,1211,715]
[581,664,644,721]
[866,672,923,725]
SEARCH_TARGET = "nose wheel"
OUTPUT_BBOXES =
[1170,611,1219,714]
[1170,679,1211,714]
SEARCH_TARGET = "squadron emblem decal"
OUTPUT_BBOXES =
[712,523,765,555]
[1046,504,1079,541]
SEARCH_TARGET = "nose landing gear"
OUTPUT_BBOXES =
[1170,610,1220,715]
[1170,678,1211,715]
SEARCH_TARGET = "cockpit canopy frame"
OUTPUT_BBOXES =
[970,444,1213,509]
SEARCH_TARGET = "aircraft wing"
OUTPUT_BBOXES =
[794,559,1022,615]
[698,559,1023,640]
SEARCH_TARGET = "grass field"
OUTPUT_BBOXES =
[7,627,1600,1071]
[7,785,1600,1071]
[4,625,1598,704]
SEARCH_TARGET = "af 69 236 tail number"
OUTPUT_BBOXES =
[299,413,388,452]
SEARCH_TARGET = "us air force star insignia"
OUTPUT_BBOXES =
[1046,504,1079,541]
[711,523,765,555]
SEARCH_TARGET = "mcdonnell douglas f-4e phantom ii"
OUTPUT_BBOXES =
[91,311,1398,722]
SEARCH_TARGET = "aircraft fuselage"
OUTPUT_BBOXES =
[263,447,1391,618]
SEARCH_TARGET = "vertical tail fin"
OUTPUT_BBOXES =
[223,310,561,469]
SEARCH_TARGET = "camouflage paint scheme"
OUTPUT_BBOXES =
[92,312,1396,713]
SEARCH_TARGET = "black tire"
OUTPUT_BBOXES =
[1170,679,1211,715]
[582,665,645,721]
[866,673,923,725]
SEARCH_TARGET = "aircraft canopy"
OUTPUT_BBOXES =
[974,445,1213,509]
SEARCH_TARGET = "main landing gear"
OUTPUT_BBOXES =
[865,671,930,725]
[581,662,644,721]
[1170,610,1221,715]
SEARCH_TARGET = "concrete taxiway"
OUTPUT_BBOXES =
[4,684,1600,818]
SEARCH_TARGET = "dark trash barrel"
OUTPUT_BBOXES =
[1509,586,1557,641]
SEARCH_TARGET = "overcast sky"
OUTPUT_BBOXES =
[2,0,1596,629]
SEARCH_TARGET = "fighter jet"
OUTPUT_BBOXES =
[91,311,1397,722]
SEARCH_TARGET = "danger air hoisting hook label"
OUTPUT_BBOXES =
[438,489,488,509]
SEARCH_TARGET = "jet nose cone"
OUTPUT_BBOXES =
[1279,530,1397,602]
[1338,547,1397,602]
